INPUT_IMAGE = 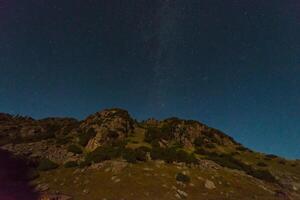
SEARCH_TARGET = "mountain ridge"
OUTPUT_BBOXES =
[0,108,299,200]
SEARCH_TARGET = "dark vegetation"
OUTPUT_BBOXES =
[37,158,59,171]
[201,152,276,183]
[67,144,83,154]
[265,154,278,159]
[144,126,174,143]
[150,147,198,164]
[64,161,79,168]
[278,160,286,165]
[176,173,191,183]
[257,162,268,167]
[236,146,249,152]
[78,128,96,146]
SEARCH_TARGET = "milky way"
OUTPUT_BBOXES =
[0,0,299,158]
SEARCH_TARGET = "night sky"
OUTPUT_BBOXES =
[0,0,300,158]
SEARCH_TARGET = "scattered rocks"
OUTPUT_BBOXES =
[83,188,89,194]
[35,183,49,192]
[111,175,121,183]
[204,179,216,190]
[176,189,188,199]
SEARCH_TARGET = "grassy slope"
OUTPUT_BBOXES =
[34,161,281,200]
[32,126,300,200]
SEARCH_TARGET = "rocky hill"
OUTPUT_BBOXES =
[0,108,299,200]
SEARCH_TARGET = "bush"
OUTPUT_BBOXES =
[107,131,119,139]
[68,144,83,154]
[265,154,278,159]
[291,163,297,167]
[278,160,286,165]
[257,162,268,167]
[144,125,173,143]
[176,173,190,183]
[37,159,59,171]
[79,160,91,168]
[135,146,151,161]
[250,169,276,182]
[64,161,78,168]
[236,146,248,152]
[175,150,198,164]
[194,137,205,147]
[194,148,210,155]
[205,153,276,183]
[122,148,137,163]
[78,128,96,146]
[150,147,197,164]
[55,137,69,145]
[205,143,216,149]
[85,146,122,164]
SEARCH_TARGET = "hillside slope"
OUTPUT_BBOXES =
[0,109,299,200]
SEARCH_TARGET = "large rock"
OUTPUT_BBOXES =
[78,108,134,151]
[204,179,216,190]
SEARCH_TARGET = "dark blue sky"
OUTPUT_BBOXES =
[0,0,300,158]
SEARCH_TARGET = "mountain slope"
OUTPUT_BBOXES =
[0,108,299,200]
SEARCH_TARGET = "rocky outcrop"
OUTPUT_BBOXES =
[1,140,82,164]
[78,108,134,151]
[0,114,79,145]
[146,118,237,148]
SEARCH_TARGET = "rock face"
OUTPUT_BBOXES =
[1,141,80,164]
[148,118,237,149]
[78,108,134,151]
[0,113,79,145]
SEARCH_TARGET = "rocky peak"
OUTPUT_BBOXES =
[144,117,237,149]
[78,108,135,151]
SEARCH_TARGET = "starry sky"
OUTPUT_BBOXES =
[0,0,300,158]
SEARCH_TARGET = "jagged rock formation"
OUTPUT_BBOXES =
[78,108,134,151]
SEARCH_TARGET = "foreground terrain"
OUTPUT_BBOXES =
[0,108,299,200]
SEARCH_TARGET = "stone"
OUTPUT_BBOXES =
[176,189,188,199]
[204,180,216,190]
[35,184,49,192]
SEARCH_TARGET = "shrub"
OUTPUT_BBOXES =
[236,146,248,152]
[265,154,278,159]
[257,162,268,167]
[122,148,137,163]
[278,160,286,165]
[194,148,210,155]
[194,137,205,146]
[64,161,78,168]
[175,150,198,164]
[79,160,91,168]
[291,163,297,167]
[78,128,96,146]
[205,153,276,183]
[250,169,276,182]
[37,159,59,171]
[150,147,197,164]
[86,146,122,164]
[107,131,119,139]
[135,146,151,161]
[150,146,165,160]
[176,173,190,183]
[56,137,69,145]
[68,144,83,154]
[144,125,173,143]
[172,142,184,149]
[205,143,216,149]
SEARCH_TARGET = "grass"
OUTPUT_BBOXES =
[33,161,280,200]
